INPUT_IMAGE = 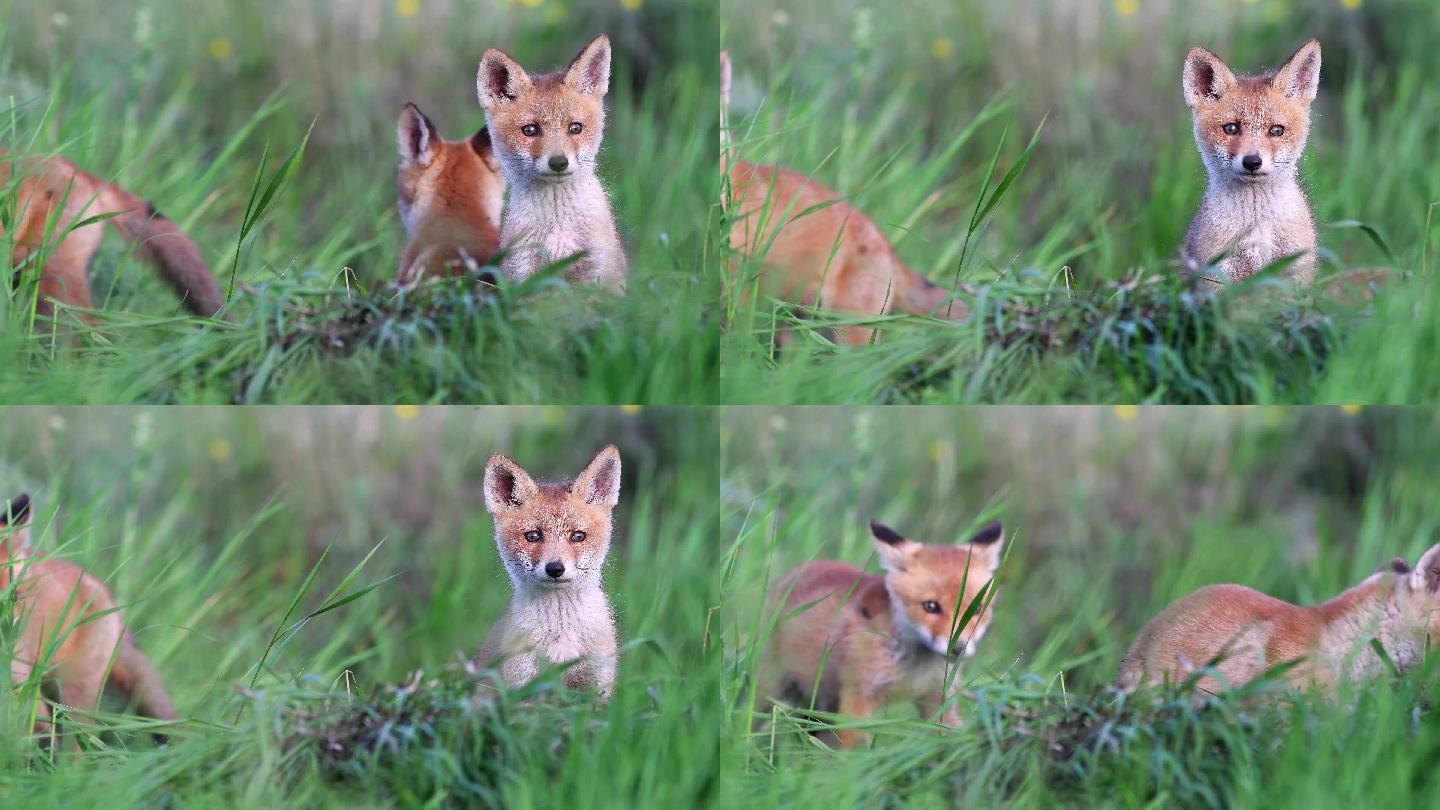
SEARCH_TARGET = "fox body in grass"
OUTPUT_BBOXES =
[0,153,223,318]
[1,494,178,745]
[472,446,622,697]
[756,520,1003,749]
[477,35,627,290]
[719,52,969,348]
[1181,40,1322,288]
[1117,543,1440,695]
[394,103,506,287]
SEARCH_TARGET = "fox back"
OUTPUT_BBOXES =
[1181,39,1321,287]
[475,446,622,695]
[477,34,627,288]
[394,103,505,287]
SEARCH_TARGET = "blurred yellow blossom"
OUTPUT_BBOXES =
[396,0,421,17]
[1341,0,1362,7]
[1115,0,1138,16]
[208,36,232,61]
[208,438,232,462]
[621,0,644,9]
[1339,405,1363,415]
[1113,405,1139,422]
[620,405,643,414]
[394,405,420,422]
[930,36,954,60]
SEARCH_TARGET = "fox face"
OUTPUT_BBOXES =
[1183,39,1320,184]
[483,446,621,590]
[869,520,1004,658]
[477,34,611,184]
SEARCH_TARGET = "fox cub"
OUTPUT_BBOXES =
[1,494,178,745]
[1,153,223,318]
[472,446,622,697]
[720,52,969,347]
[394,103,506,287]
[476,34,627,289]
[1117,543,1440,695]
[1181,39,1322,288]
[757,519,1004,749]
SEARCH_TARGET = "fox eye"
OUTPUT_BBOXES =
[1222,123,1240,136]
[569,531,586,543]
[568,122,583,135]
[521,124,540,137]
[1268,125,1285,137]
[523,530,542,542]
[922,600,943,615]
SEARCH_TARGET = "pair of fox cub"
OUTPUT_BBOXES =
[1,35,623,320]
[2,447,623,747]
[759,518,1440,749]
[725,40,1328,346]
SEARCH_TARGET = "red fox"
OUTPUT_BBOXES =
[720,52,970,347]
[756,519,1004,749]
[1181,40,1322,288]
[1117,544,1440,695]
[1,494,178,746]
[471,446,622,697]
[1,152,223,318]
[476,35,627,289]
[394,103,506,287]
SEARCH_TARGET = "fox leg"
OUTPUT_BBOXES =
[34,229,100,318]
[498,651,539,689]
[835,684,878,750]
[916,691,963,729]
[10,656,54,741]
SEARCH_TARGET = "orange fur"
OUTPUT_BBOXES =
[756,520,1004,749]
[394,103,506,286]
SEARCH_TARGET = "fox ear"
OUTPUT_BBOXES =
[571,445,621,508]
[484,454,540,513]
[1183,46,1238,107]
[1,493,31,528]
[478,48,533,109]
[562,34,611,97]
[1409,543,1440,594]
[1273,38,1321,102]
[470,127,500,172]
[964,521,1004,574]
[870,520,918,572]
[397,103,439,166]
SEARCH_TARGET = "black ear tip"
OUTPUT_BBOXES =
[1390,557,1412,575]
[3,493,30,526]
[869,520,905,546]
[969,520,1003,546]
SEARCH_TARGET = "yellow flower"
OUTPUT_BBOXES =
[930,36,954,60]
[208,36,232,61]
[1112,405,1139,422]
[520,0,543,6]
[396,0,421,17]
[208,438,232,462]
[620,0,644,9]
[619,404,643,414]
[928,441,945,462]
[1339,404,1363,415]
[1114,0,1138,16]
[394,404,420,422]
[1341,0,1362,8]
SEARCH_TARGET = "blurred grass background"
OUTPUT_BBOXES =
[722,0,1440,404]
[0,405,719,806]
[0,0,718,404]
[721,405,1440,805]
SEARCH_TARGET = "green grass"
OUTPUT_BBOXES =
[721,0,1440,404]
[721,405,1440,807]
[0,405,719,807]
[0,1,718,404]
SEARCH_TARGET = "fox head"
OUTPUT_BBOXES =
[869,519,1004,659]
[483,445,621,592]
[1183,39,1321,184]
[395,103,505,282]
[476,34,611,185]
[0,492,32,562]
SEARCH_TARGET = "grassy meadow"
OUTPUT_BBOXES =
[0,406,720,807]
[721,405,1440,806]
[721,0,1440,404]
[0,0,718,404]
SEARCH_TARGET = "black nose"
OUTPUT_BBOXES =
[1242,154,1262,172]
[544,561,566,579]
[548,154,569,172]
